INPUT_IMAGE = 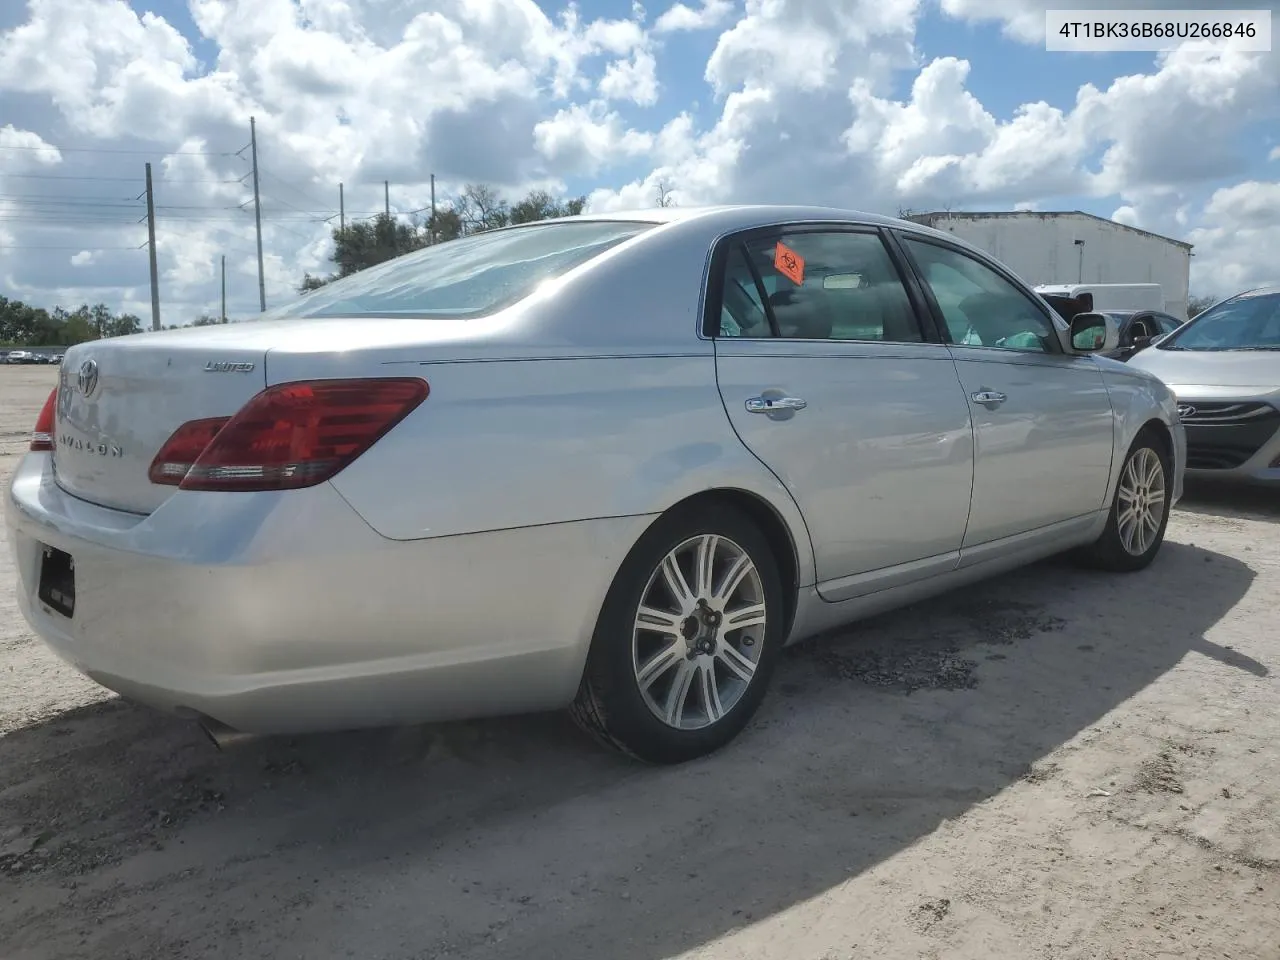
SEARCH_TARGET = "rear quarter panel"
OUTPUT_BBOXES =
[304,352,818,588]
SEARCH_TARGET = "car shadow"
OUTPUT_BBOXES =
[1177,479,1280,526]
[0,541,1263,960]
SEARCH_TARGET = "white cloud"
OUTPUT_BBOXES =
[69,250,96,266]
[653,0,733,34]
[1187,181,1280,295]
[599,48,660,106]
[1270,146,1280,161]
[534,103,656,175]
[0,125,63,165]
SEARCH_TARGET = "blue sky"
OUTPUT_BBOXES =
[1,0,1277,319]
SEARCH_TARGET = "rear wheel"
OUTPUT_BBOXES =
[1077,429,1172,572]
[571,503,785,764]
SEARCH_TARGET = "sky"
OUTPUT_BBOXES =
[0,0,1278,324]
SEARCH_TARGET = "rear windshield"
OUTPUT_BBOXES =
[256,220,656,321]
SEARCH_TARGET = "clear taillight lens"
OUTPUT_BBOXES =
[30,388,57,452]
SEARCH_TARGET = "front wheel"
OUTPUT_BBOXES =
[571,503,785,764]
[1077,430,1172,572]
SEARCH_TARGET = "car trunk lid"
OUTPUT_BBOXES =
[54,335,267,515]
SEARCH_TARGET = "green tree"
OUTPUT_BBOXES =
[332,212,428,278]
[90,303,113,338]
[455,183,510,233]
[1187,294,1216,318]
[106,313,142,337]
[61,310,96,344]
[509,189,588,224]
[298,273,330,293]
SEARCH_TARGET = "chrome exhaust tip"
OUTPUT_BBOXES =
[198,717,258,750]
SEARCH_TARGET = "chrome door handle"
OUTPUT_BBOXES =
[746,396,807,414]
[970,390,1007,406]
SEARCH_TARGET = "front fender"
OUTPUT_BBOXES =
[1097,361,1185,506]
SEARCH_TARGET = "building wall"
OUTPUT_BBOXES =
[910,213,1192,320]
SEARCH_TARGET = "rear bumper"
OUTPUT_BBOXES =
[6,453,649,734]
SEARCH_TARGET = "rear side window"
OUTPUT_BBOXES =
[258,220,655,321]
[712,230,924,343]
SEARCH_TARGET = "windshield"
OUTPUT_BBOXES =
[1159,292,1280,351]
[253,220,656,321]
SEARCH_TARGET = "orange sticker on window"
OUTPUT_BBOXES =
[773,242,805,286]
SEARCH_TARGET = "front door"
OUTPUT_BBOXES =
[710,226,975,601]
[896,234,1115,547]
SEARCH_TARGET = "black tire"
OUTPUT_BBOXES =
[570,502,786,764]
[1076,427,1173,572]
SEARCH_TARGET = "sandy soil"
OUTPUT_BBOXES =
[1,363,1277,960]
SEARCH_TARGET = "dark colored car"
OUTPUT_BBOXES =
[1097,309,1184,361]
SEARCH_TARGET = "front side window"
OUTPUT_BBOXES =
[712,230,924,342]
[901,237,1058,353]
[253,220,656,322]
[1159,292,1280,351]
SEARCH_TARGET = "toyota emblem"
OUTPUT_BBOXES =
[77,359,99,397]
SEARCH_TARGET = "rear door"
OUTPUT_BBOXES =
[893,232,1116,551]
[711,224,975,602]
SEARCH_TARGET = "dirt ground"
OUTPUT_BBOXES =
[1,363,1278,960]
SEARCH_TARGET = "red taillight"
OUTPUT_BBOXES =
[148,378,429,492]
[148,417,231,485]
[30,387,57,452]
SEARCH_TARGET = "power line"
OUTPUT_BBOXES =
[259,169,337,217]
[0,143,241,157]
[0,173,240,183]
[0,244,145,251]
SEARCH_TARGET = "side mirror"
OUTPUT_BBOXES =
[1067,312,1120,354]
[1131,334,1153,352]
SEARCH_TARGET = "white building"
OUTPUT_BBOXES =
[905,210,1193,320]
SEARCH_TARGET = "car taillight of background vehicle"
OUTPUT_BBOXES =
[148,378,429,491]
[30,388,57,452]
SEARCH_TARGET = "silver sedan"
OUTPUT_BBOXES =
[5,205,1185,764]
[1127,284,1280,485]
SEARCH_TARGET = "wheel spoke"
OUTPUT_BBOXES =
[660,554,696,608]
[1132,511,1148,553]
[1142,506,1160,534]
[698,662,723,723]
[663,660,697,726]
[637,640,683,690]
[1143,452,1163,488]
[694,535,718,598]
[1119,513,1138,553]
[635,604,684,636]
[718,642,757,683]
[724,602,766,632]
[712,553,752,605]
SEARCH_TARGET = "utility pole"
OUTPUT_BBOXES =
[429,173,436,244]
[144,162,161,332]
[249,116,266,312]
[384,180,390,218]
[339,182,345,233]
[220,255,227,323]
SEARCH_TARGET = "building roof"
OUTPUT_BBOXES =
[904,210,1194,251]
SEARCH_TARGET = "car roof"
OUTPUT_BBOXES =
[563,203,969,246]
[1236,283,1280,298]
